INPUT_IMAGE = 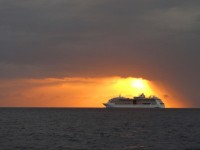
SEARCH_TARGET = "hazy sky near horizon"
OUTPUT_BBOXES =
[0,0,200,107]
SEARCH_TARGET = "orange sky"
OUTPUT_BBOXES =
[0,77,187,108]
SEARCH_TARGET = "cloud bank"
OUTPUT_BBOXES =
[0,0,200,107]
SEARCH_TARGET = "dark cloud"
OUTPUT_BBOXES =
[0,0,200,106]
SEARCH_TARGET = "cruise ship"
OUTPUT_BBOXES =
[103,93,165,108]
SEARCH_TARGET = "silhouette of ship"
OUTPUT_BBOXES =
[103,93,165,108]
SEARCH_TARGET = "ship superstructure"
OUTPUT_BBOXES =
[103,93,165,108]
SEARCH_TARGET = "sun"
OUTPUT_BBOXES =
[130,78,154,95]
[112,77,154,97]
[131,78,145,89]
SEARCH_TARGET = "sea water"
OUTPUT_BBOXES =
[0,108,200,150]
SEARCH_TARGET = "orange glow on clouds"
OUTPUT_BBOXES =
[0,77,187,108]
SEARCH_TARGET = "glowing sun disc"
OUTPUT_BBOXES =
[131,79,145,89]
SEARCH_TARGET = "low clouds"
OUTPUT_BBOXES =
[0,0,200,106]
[0,77,184,107]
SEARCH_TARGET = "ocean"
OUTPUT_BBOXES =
[0,108,200,150]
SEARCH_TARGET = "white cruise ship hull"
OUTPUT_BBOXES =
[103,103,165,108]
[103,94,165,108]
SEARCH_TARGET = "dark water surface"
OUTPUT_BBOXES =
[0,108,200,150]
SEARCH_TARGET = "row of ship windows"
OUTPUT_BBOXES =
[114,102,156,105]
